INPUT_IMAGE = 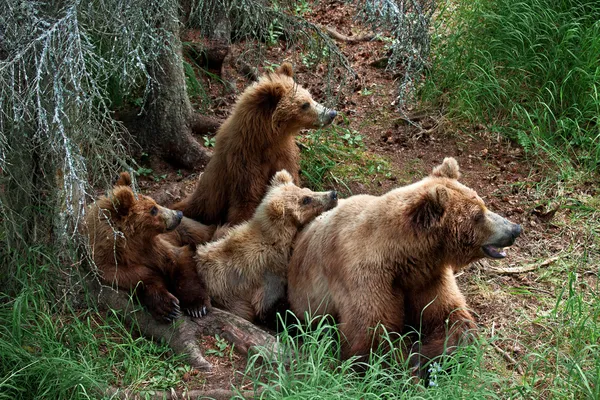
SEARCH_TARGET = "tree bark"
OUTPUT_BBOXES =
[87,274,281,371]
[138,0,214,170]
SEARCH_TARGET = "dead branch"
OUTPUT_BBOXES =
[87,274,281,371]
[315,24,376,44]
[486,256,560,275]
[491,342,524,375]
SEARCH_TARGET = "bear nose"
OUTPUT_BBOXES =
[328,110,337,121]
[176,211,183,221]
[330,190,338,200]
[512,224,522,239]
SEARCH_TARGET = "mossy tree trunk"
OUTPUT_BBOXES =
[138,0,219,170]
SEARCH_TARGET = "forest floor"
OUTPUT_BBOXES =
[126,0,599,395]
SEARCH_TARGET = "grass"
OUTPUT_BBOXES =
[0,248,197,400]
[299,119,393,194]
[423,0,600,174]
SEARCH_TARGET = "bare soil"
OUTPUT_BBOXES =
[128,0,598,394]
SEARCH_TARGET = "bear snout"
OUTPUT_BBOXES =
[330,190,338,201]
[163,207,184,231]
[326,110,337,123]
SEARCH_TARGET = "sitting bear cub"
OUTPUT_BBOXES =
[85,172,212,322]
[195,170,338,323]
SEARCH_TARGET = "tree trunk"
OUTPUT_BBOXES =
[138,0,216,170]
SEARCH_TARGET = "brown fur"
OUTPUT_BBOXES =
[85,172,212,322]
[174,63,337,225]
[195,170,338,322]
[287,158,521,370]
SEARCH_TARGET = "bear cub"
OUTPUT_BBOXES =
[195,170,338,323]
[85,172,212,322]
[174,62,337,226]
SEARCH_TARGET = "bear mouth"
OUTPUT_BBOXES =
[482,244,507,259]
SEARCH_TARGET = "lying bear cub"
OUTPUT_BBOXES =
[85,172,212,322]
[287,157,522,373]
[195,170,338,323]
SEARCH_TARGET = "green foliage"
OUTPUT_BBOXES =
[0,248,196,399]
[205,335,231,358]
[203,135,216,148]
[299,122,392,193]
[423,0,600,172]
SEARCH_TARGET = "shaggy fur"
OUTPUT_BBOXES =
[287,158,522,370]
[195,170,338,322]
[85,172,212,322]
[174,63,337,225]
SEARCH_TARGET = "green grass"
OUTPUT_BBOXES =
[299,121,393,194]
[423,0,600,174]
[0,248,197,400]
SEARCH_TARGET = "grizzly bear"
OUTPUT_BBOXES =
[287,158,521,371]
[174,62,337,226]
[85,172,212,322]
[195,170,338,323]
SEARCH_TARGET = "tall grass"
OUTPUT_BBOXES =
[241,255,599,399]
[0,248,194,399]
[423,0,600,173]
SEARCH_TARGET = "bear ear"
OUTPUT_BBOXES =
[267,198,286,219]
[254,82,286,110]
[409,185,448,230]
[271,170,293,186]
[111,186,135,216]
[431,157,460,180]
[276,62,294,78]
[115,171,132,187]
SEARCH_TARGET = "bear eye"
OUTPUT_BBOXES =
[474,210,485,223]
[301,196,312,205]
[301,102,310,110]
[150,206,158,216]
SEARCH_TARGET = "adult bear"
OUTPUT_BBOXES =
[174,63,337,226]
[287,158,522,371]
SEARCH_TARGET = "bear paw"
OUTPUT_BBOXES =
[142,290,182,323]
[184,304,209,318]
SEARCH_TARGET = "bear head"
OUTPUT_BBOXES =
[406,157,522,269]
[259,169,338,228]
[249,63,337,135]
[104,172,183,237]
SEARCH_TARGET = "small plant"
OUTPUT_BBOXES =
[137,167,153,177]
[203,135,216,147]
[205,335,229,358]
[340,130,364,147]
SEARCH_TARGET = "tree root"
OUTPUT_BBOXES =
[315,24,377,44]
[190,113,222,137]
[87,275,281,371]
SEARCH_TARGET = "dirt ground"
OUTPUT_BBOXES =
[128,0,598,394]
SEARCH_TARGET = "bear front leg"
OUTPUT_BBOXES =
[337,286,405,364]
[170,247,211,318]
[406,268,477,373]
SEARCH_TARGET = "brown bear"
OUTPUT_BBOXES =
[195,170,338,323]
[287,158,521,371]
[174,62,337,226]
[85,172,213,322]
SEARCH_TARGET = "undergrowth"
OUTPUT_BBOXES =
[423,0,600,174]
[0,248,193,400]
[299,119,393,194]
